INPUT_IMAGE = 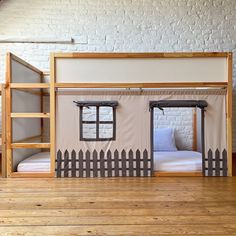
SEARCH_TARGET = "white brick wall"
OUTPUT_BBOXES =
[0,0,236,151]
[154,108,194,150]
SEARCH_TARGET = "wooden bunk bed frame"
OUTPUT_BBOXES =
[0,84,6,177]
[3,52,233,177]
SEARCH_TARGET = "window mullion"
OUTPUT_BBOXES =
[113,107,116,140]
[96,106,99,140]
[80,106,83,140]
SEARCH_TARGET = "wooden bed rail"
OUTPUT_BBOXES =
[54,82,228,89]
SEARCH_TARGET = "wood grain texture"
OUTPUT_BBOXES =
[0,177,236,235]
[10,83,50,89]
[1,84,6,177]
[53,52,230,58]
[227,53,233,176]
[55,82,228,88]
[6,53,12,177]
[50,53,56,175]
[10,143,50,149]
[11,113,50,118]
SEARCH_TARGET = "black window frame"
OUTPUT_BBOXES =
[74,101,118,141]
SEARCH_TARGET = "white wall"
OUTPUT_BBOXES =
[154,108,194,151]
[0,0,236,151]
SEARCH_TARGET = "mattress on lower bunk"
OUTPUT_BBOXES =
[17,152,50,172]
[153,151,202,172]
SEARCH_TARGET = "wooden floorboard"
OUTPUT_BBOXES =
[0,177,236,235]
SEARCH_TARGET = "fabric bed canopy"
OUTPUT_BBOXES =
[56,88,227,177]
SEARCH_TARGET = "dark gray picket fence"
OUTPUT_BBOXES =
[55,149,152,178]
[204,149,227,176]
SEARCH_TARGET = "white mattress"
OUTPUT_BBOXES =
[154,151,202,172]
[17,152,50,172]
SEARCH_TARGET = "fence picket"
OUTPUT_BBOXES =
[64,150,69,177]
[56,150,62,178]
[71,150,76,177]
[79,150,83,177]
[114,149,119,177]
[100,150,105,177]
[86,150,90,177]
[222,149,227,177]
[215,149,220,176]
[93,150,98,177]
[207,149,213,176]
[128,150,134,177]
[107,150,112,177]
[143,149,148,177]
[136,149,141,177]
[121,150,126,177]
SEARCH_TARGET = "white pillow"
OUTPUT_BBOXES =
[153,128,177,152]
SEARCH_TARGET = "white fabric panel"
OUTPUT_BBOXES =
[11,60,40,83]
[43,96,50,137]
[11,57,43,170]
[12,119,41,142]
[56,94,151,153]
[12,91,41,142]
[56,58,227,83]
[12,90,41,113]
[17,152,50,172]
[153,151,202,172]
[204,94,227,152]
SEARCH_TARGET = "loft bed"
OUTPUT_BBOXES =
[3,52,233,178]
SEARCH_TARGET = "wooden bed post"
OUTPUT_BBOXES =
[50,53,56,175]
[192,108,197,152]
[227,53,233,177]
[1,84,6,177]
[5,53,12,177]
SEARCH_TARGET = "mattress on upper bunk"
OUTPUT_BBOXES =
[17,152,50,172]
[153,151,202,172]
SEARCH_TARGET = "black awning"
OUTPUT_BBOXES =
[73,101,118,107]
[149,100,208,110]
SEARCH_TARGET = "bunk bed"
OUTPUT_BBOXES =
[3,52,233,178]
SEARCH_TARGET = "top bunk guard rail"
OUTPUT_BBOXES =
[149,100,208,110]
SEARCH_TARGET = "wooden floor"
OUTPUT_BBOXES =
[0,177,236,235]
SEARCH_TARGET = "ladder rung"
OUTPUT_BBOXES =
[11,113,50,118]
[10,83,50,89]
[11,143,51,149]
